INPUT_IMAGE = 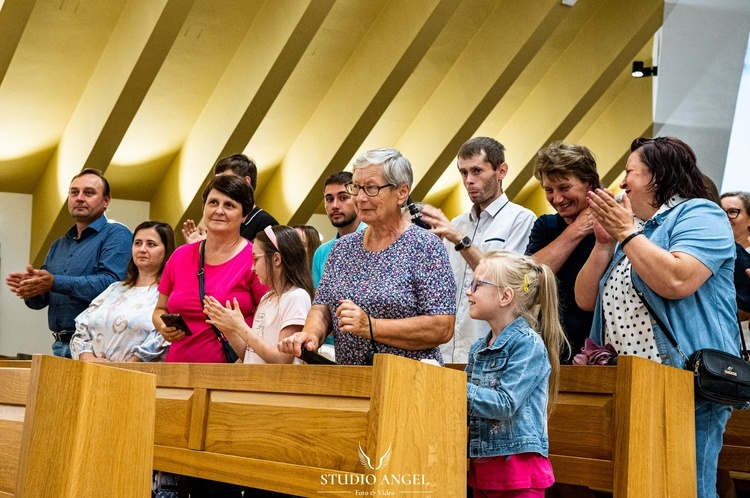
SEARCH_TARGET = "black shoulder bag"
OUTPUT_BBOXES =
[640,292,750,405]
[199,241,240,364]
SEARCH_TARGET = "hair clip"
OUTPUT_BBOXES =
[523,273,530,292]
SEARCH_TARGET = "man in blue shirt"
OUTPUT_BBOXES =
[6,169,132,358]
[312,171,365,287]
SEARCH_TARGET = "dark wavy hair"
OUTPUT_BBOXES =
[630,137,710,207]
[122,221,175,287]
[254,225,314,300]
[202,174,254,217]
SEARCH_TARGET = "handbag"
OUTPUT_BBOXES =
[688,348,750,405]
[198,241,240,364]
[640,293,750,405]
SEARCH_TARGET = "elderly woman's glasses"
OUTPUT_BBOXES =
[345,182,394,197]
[725,208,742,219]
[469,279,501,293]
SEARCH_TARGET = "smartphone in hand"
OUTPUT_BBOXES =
[160,313,192,336]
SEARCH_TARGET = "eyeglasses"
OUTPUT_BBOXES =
[251,254,266,264]
[469,279,501,293]
[345,182,394,197]
[725,208,742,219]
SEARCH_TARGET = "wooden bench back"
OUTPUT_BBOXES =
[0,356,155,498]
[450,355,697,497]
[113,353,467,496]
[0,363,30,497]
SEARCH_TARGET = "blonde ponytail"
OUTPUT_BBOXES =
[477,251,569,415]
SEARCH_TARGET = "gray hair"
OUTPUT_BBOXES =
[352,148,413,188]
[721,191,750,215]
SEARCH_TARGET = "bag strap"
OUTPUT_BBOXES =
[637,289,747,364]
[739,314,749,361]
[198,241,231,343]
[635,290,690,365]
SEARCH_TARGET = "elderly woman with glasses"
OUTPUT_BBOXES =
[279,148,456,365]
[575,137,739,498]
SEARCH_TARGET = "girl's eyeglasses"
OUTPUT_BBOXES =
[469,279,501,293]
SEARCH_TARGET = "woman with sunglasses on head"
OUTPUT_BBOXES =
[575,137,739,498]
[203,225,313,364]
[279,148,456,365]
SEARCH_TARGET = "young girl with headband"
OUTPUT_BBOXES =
[203,225,314,363]
[465,250,568,497]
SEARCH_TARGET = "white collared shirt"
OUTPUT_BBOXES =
[440,193,536,363]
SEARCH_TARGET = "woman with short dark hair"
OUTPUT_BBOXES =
[526,141,602,362]
[153,174,266,363]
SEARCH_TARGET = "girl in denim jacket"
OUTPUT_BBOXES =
[466,250,568,497]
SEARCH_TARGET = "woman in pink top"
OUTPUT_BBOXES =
[153,175,266,363]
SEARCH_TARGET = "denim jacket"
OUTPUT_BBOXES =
[590,198,739,368]
[466,316,551,458]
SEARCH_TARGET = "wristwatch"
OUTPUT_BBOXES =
[454,236,472,252]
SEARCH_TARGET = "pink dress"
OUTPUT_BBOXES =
[158,241,267,363]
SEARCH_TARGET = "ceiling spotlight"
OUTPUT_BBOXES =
[632,61,657,78]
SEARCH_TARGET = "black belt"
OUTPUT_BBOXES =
[52,331,74,344]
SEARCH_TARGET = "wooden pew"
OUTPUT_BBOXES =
[450,355,697,497]
[2,354,707,497]
[0,355,155,497]
[720,407,750,473]
[112,353,467,497]
[0,362,30,497]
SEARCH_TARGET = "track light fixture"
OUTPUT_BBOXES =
[632,61,657,78]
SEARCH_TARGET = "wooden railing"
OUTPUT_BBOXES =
[111,353,467,497]
[8,354,750,497]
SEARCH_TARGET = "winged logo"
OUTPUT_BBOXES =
[358,443,392,470]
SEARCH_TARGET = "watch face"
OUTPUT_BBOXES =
[455,236,471,251]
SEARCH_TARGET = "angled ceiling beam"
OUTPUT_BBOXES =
[519,66,656,215]
[0,0,37,84]
[406,0,566,201]
[255,0,461,225]
[500,0,663,200]
[29,0,194,266]
[149,0,336,228]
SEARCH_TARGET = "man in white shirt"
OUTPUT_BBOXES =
[420,137,536,363]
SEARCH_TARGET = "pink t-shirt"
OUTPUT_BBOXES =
[158,241,267,363]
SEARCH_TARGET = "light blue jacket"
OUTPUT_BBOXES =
[466,316,551,458]
[590,198,739,367]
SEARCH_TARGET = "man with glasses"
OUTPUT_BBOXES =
[420,137,536,363]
